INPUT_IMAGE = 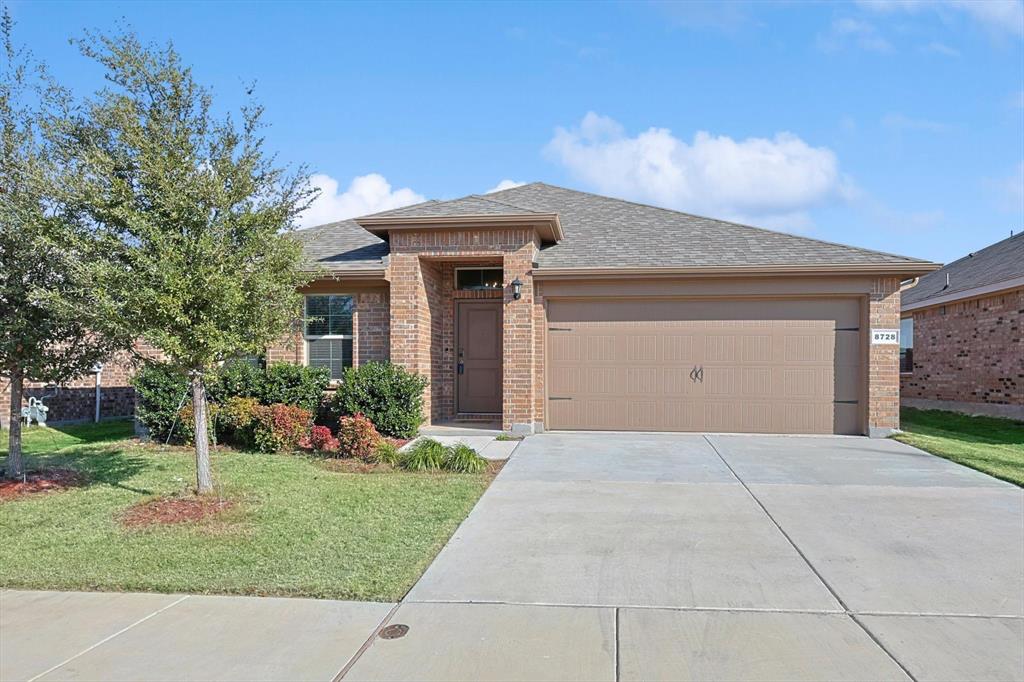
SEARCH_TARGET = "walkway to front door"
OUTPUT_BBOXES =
[455,300,502,415]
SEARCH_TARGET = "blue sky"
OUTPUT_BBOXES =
[11,0,1024,263]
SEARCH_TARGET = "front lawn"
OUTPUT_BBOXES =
[894,408,1024,487]
[0,421,492,601]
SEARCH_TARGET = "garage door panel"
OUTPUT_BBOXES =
[547,298,863,435]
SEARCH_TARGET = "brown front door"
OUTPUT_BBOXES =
[457,300,502,414]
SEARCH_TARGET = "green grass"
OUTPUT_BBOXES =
[0,421,492,600]
[893,408,1024,487]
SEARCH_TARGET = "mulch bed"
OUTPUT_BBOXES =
[0,469,86,500]
[119,496,235,528]
[386,437,411,449]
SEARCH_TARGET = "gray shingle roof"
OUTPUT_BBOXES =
[902,232,1024,306]
[298,182,934,272]
[489,183,931,268]
[294,219,388,271]
[365,194,545,218]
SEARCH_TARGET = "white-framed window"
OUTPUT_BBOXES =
[899,316,914,373]
[304,294,354,380]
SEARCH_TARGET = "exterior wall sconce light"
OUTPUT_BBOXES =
[511,277,523,300]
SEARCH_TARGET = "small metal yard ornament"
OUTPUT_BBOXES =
[21,397,49,427]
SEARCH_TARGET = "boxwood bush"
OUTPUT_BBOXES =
[132,363,190,442]
[329,362,428,438]
[133,360,330,445]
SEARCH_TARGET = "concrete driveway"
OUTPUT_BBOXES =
[350,432,1024,681]
[4,433,1022,681]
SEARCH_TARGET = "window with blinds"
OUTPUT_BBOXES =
[304,295,354,380]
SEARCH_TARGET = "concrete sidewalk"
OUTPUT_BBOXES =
[0,591,393,682]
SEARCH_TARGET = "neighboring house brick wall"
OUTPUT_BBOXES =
[0,349,138,428]
[901,287,1023,415]
[869,277,901,435]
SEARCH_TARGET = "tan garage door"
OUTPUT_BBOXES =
[546,298,863,435]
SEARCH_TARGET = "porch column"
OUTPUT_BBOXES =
[502,243,536,435]
[389,253,436,424]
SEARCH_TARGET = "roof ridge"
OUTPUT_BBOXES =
[468,193,544,213]
[933,230,1023,271]
[507,182,930,265]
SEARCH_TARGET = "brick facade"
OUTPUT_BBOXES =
[900,287,1023,416]
[0,350,138,428]
[868,277,902,435]
[387,228,539,432]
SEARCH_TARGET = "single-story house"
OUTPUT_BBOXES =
[900,232,1023,420]
[275,182,939,437]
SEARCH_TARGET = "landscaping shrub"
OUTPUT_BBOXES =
[443,443,488,473]
[175,403,219,445]
[301,425,340,455]
[207,359,264,404]
[216,396,261,449]
[330,362,428,438]
[262,363,331,413]
[132,363,190,441]
[372,440,400,466]
[399,438,447,471]
[253,404,312,453]
[337,413,381,460]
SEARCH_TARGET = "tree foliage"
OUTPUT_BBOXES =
[0,9,126,478]
[64,31,316,492]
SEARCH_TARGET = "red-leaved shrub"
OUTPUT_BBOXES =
[300,424,341,454]
[253,403,312,453]
[337,413,381,460]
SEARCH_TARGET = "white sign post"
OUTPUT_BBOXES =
[871,328,900,345]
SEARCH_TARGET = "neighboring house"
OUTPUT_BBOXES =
[0,352,137,429]
[280,182,938,437]
[900,232,1023,420]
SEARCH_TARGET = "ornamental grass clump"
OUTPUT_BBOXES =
[443,443,488,473]
[399,438,448,471]
[372,440,401,466]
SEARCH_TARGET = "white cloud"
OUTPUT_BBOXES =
[298,173,425,228]
[545,112,855,229]
[921,41,961,56]
[816,18,893,53]
[858,0,1024,37]
[881,113,953,133]
[485,179,526,194]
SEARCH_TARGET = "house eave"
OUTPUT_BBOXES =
[532,262,943,280]
[901,275,1024,313]
[356,213,564,244]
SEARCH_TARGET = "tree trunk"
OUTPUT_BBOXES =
[191,373,213,494]
[5,371,24,480]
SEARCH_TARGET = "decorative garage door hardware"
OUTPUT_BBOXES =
[689,366,704,383]
[548,396,572,401]
[548,327,573,332]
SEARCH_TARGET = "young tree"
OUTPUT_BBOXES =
[65,32,315,493]
[0,9,126,479]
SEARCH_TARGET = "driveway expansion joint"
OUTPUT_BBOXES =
[703,435,921,682]
[24,594,191,682]
[333,602,402,681]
